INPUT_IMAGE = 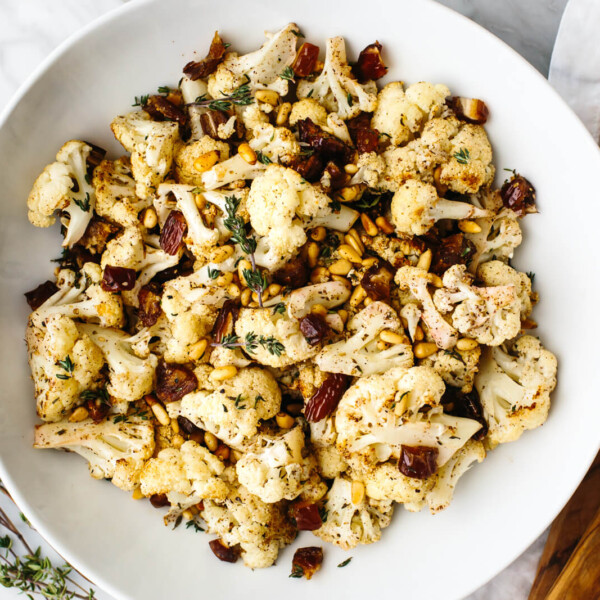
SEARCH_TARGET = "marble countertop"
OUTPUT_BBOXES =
[0,1,572,598]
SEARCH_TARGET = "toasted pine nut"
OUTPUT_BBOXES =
[400,240,415,256]
[151,402,171,426]
[204,431,219,452]
[252,288,270,303]
[144,393,158,407]
[363,297,373,306]
[132,488,145,500]
[189,338,208,361]
[310,226,327,242]
[456,338,479,351]
[276,412,295,429]
[276,102,292,126]
[350,285,367,307]
[380,330,408,345]
[377,340,389,351]
[521,318,538,330]
[194,192,206,210]
[351,481,365,505]
[330,274,351,287]
[69,406,89,423]
[361,256,378,268]
[375,216,395,234]
[228,283,241,298]
[193,151,219,172]
[237,258,252,285]
[268,283,282,296]
[458,220,482,234]
[141,207,158,229]
[433,165,448,196]
[429,274,444,288]
[182,509,195,521]
[231,449,243,462]
[344,163,359,174]
[171,418,180,434]
[215,444,230,461]
[307,242,320,268]
[238,143,257,165]
[310,267,330,284]
[338,309,349,324]
[414,342,438,359]
[212,245,235,263]
[339,244,362,264]
[241,287,252,306]
[338,186,359,202]
[401,316,409,329]
[255,89,280,106]
[395,391,410,416]
[310,303,328,317]
[417,249,432,272]
[210,365,238,382]
[329,259,353,276]
[172,434,185,448]
[345,234,364,257]
[360,213,379,236]
[414,325,424,341]
[216,272,234,286]
[190,431,204,445]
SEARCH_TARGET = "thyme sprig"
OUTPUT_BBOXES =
[211,332,284,357]
[188,79,253,112]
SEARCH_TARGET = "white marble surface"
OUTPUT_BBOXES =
[0,1,575,598]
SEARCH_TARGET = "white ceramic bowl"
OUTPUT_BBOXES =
[1,1,599,598]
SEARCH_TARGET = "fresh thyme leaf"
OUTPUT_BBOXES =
[258,335,284,356]
[256,151,272,165]
[460,247,472,258]
[223,42,231,49]
[337,557,353,568]
[453,147,470,164]
[84,173,92,185]
[185,520,204,533]
[272,302,286,315]
[319,506,328,522]
[191,187,203,194]
[244,332,258,353]
[254,394,264,408]
[195,93,208,103]
[207,266,221,280]
[132,94,149,107]
[57,355,74,373]
[526,271,535,283]
[223,196,257,255]
[346,92,353,107]
[354,194,381,210]
[73,193,90,212]
[157,85,171,94]
[329,199,342,212]
[289,564,304,578]
[291,30,305,37]
[220,333,241,349]
[444,349,465,364]
[280,66,295,82]
[307,88,314,98]
[113,414,129,424]
[55,373,71,381]
[243,268,268,297]
[234,394,246,409]
[194,80,253,111]
[80,388,110,405]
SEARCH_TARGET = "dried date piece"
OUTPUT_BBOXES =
[25,280,59,311]
[323,161,348,190]
[297,118,354,164]
[304,373,350,422]
[291,502,322,531]
[84,142,107,170]
[273,257,309,287]
[209,539,239,563]
[86,397,110,422]
[138,284,163,327]
[287,153,324,182]
[430,233,476,276]
[347,112,379,153]
[361,263,394,300]
[290,547,323,580]
[212,299,240,343]
[160,210,187,255]
[177,415,202,436]
[155,360,198,403]
[293,42,320,77]
[299,313,329,346]
[442,387,488,441]
[149,493,169,508]
[76,217,120,255]
[353,42,387,82]
[152,254,194,284]
[101,265,137,292]
[183,31,228,80]
[143,95,188,127]
[448,96,489,125]
[500,174,537,217]
[200,110,229,140]
[399,445,439,479]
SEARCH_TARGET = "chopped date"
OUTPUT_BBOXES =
[209,539,239,563]
[430,233,476,275]
[353,41,388,82]
[287,153,324,182]
[361,263,394,300]
[155,360,198,403]
[143,94,188,126]
[76,217,120,255]
[299,313,329,345]
[290,547,323,580]
[500,174,537,217]
[101,265,137,292]
[273,257,309,287]
[323,161,348,190]
[297,118,354,164]
[86,397,110,422]
[448,96,489,125]
[183,31,228,80]
[152,254,194,284]
[25,280,59,310]
[292,502,322,531]
[399,445,439,479]
[149,493,169,508]
[177,415,202,436]
[138,284,163,327]
[160,210,187,255]
[354,127,379,154]
[442,387,488,441]
[200,110,229,139]
[304,373,350,422]
[54,245,98,271]
[84,142,107,170]
[212,299,240,343]
[292,42,320,77]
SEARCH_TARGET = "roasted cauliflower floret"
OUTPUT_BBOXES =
[421,346,481,393]
[475,336,557,447]
[289,98,328,128]
[314,475,394,550]
[477,260,532,319]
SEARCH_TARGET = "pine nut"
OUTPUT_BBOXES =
[430,274,444,288]
[190,431,204,445]
[237,259,252,285]
[144,393,158,407]
[215,444,230,461]
[255,89,280,106]
[212,245,235,263]
[238,143,257,165]
[344,163,359,174]
[338,186,359,202]
[521,318,538,330]
[182,509,195,521]
[193,151,219,172]
[377,340,389,350]
[330,275,351,287]
[69,406,89,422]
[276,102,292,126]
[268,283,282,296]
[414,342,438,359]
[172,434,185,448]
[345,234,364,256]
[189,338,208,361]
[338,309,349,324]
[351,481,365,505]
[310,226,327,242]
[276,412,295,429]
[310,267,330,284]
[307,242,320,268]
[210,365,238,382]
[380,330,408,345]
[361,256,378,268]
[360,213,379,236]
[458,220,482,234]
[231,449,243,463]
[414,325,424,341]
[228,283,241,298]
[395,391,410,416]
[310,303,328,317]
[350,285,367,307]
[241,287,252,306]
[329,259,353,276]
[171,418,180,434]
[204,431,219,452]
[132,488,145,500]
[433,166,448,196]
[417,249,432,271]
[141,207,158,229]
[194,192,206,210]
[151,402,171,426]
[216,272,234,286]
[252,288,270,303]
[375,216,395,234]
[364,297,373,306]
[456,338,479,351]
[339,244,362,264]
